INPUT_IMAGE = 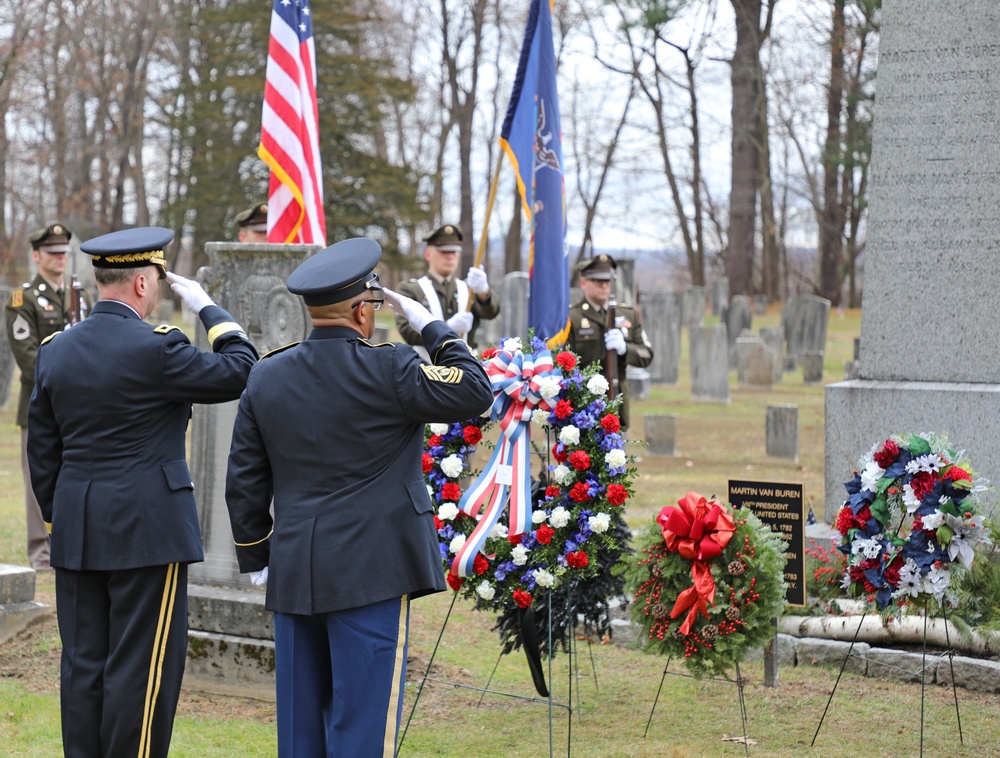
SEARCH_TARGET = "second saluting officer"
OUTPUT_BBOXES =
[27,227,258,758]
[224,238,494,757]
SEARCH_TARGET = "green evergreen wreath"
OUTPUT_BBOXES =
[626,493,787,678]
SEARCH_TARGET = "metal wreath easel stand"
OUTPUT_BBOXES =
[643,658,752,756]
[811,604,963,756]
[397,433,599,757]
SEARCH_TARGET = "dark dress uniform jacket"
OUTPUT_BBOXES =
[28,301,258,570]
[225,321,494,615]
[565,297,653,429]
[5,274,92,427]
[395,276,499,348]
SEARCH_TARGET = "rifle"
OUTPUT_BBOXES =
[605,283,619,402]
[69,276,83,325]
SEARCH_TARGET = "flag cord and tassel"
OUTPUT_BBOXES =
[465,152,506,313]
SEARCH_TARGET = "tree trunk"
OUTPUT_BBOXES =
[505,184,522,273]
[758,81,778,301]
[818,0,846,305]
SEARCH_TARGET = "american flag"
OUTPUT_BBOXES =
[258,0,326,244]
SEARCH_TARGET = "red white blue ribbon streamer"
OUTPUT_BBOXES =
[451,346,560,578]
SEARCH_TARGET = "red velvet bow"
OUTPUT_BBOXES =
[656,492,736,634]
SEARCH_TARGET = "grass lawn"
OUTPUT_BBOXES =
[6,304,1000,755]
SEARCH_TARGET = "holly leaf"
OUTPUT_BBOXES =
[870,494,889,524]
[936,525,954,546]
[908,435,931,456]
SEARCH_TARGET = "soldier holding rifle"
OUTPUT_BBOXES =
[562,254,653,430]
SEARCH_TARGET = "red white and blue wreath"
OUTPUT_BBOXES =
[424,336,634,656]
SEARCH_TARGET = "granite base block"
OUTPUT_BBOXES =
[0,601,52,646]
[184,630,276,701]
[795,638,869,676]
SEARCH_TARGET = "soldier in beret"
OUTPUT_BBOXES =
[562,254,653,429]
[225,238,492,757]
[3,222,92,570]
[236,202,269,243]
[27,227,258,758]
[394,223,500,359]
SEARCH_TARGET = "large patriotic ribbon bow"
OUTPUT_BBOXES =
[656,492,736,635]
[451,346,561,578]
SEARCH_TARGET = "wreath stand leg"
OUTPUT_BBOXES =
[811,610,868,747]
[918,603,963,756]
[642,657,751,755]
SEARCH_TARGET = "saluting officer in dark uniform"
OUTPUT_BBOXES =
[563,254,653,429]
[395,223,499,357]
[225,238,493,757]
[27,227,257,758]
[235,202,269,243]
[4,222,92,569]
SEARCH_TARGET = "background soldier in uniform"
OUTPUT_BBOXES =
[394,223,499,358]
[235,202,269,243]
[225,238,493,757]
[28,227,257,758]
[562,254,653,430]
[4,222,91,569]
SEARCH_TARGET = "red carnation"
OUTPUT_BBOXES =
[566,551,589,569]
[545,485,561,499]
[433,515,443,530]
[482,347,498,359]
[946,466,972,483]
[600,414,620,434]
[873,440,899,469]
[508,533,523,545]
[835,506,855,536]
[568,450,591,471]
[421,453,434,473]
[463,425,483,445]
[556,351,577,371]
[883,555,903,587]
[552,443,568,463]
[428,434,442,448]
[447,573,464,591]
[910,471,936,500]
[554,399,574,419]
[569,482,591,503]
[513,588,533,608]
[441,482,462,501]
[535,524,555,545]
[473,554,489,575]
[606,483,628,506]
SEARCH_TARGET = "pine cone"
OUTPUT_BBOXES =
[651,603,670,621]
[701,624,719,641]
[728,561,746,576]
[671,626,686,640]
[725,605,742,621]
[651,565,663,579]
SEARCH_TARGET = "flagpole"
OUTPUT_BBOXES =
[466,152,506,313]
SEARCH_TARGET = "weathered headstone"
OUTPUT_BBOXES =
[759,326,785,384]
[643,291,681,384]
[626,366,651,401]
[189,242,318,589]
[801,350,824,384]
[735,337,774,389]
[0,564,51,646]
[825,1,1000,520]
[501,271,529,340]
[722,295,753,364]
[0,286,14,407]
[754,295,768,315]
[681,285,706,327]
[711,277,729,316]
[644,414,678,456]
[782,296,830,364]
[689,324,729,403]
[767,405,799,462]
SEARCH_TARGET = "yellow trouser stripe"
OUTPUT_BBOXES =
[138,563,179,758]
[206,321,242,345]
[383,595,408,756]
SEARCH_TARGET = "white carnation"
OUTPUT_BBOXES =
[588,513,611,533]
[426,484,434,499]
[552,464,573,485]
[448,534,466,554]
[428,423,450,436]
[537,376,562,401]
[559,425,580,446]
[439,454,464,479]
[476,581,496,601]
[490,522,509,539]
[860,460,885,493]
[532,408,550,426]
[502,337,522,353]
[532,509,548,524]
[437,502,459,521]
[605,449,627,469]
[587,374,609,395]
[533,568,555,588]
[921,509,945,530]
[550,506,571,528]
[511,544,529,566]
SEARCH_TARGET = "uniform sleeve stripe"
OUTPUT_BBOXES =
[207,321,244,344]
[234,529,273,547]
[419,364,464,383]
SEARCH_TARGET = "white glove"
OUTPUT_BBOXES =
[446,311,474,335]
[166,272,215,314]
[465,266,489,295]
[604,328,627,356]
[250,567,268,586]
[382,287,436,332]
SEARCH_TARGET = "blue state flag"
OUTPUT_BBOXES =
[500,0,569,344]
